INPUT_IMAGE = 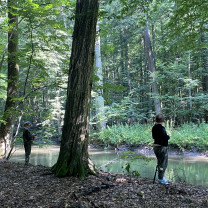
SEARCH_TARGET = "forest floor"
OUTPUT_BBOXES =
[0,160,208,208]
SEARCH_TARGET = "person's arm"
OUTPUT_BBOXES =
[162,127,170,140]
[32,133,35,140]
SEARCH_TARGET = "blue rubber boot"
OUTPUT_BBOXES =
[158,177,169,185]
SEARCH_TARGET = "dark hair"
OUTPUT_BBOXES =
[155,114,164,123]
[24,121,32,126]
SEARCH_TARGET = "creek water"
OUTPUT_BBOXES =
[10,145,208,187]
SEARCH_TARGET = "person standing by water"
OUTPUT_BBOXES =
[152,114,170,184]
[23,121,35,165]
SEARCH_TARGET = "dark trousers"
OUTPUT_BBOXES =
[153,146,168,180]
[24,142,32,164]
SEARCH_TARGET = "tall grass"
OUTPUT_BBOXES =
[93,123,208,151]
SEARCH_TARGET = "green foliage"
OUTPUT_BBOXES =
[121,151,153,177]
[0,0,71,136]
[123,162,140,177]
[15,137,23,145]
[94,123,208,152]
[94,124,152,146]
[165,0,208,51]
[169,123,208,151]
[33,138,54,147]
[121,151,152,162]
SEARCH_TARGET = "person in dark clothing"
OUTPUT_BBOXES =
[152,114,170,184]
[23,121,35,165]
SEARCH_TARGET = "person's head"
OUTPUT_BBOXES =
[24,121,32,128]
[155,114,165,123]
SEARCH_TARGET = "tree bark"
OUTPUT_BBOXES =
[201,33,208,122]
[144,24,162,115]
[52,0,99,178]
[121,29,131,95]
[0,0,19,157]
[201,33,208,92]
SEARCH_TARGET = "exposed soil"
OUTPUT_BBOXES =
[0,160,208,208]
[96,144,208,158]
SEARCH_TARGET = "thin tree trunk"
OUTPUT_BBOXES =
[6,21,35,160]
[201,33,208,90]
[120,32,125,75]
[201,33,208,122]
[139,38,144,106]
[123,29,131,94]
[0,0,19,157]
[95,23,106,131]
[0,18,23,72]
[188,51,192,109]
[55,85,62,138]
[144,24,162,115]
[125,42,131,92]
[52,0,99,178]
[143,37,150,112]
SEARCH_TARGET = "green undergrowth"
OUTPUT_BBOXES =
[92,123,208,152]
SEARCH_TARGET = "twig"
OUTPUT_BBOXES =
[97,158,120,169]
[6,111,23,160]
[86,197,97,208]
[23,20,34,96]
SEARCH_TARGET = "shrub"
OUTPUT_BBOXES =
[93,123,208,151]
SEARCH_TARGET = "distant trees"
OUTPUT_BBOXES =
[99,0,208,124]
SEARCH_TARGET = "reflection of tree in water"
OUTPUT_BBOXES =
[168,168,187,183]
[96,151,152,177]
[166,159,208,186]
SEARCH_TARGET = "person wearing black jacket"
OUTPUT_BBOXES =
[152,114,170,184]
[23,121,35,165]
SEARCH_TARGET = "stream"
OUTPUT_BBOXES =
[10,145,208,187]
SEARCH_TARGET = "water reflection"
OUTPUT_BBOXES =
[10,146,60,167]
[10,146,208,187]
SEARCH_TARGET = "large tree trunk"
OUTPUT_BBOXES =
[144,24,162,115]
[52,0,99,178]
[0,0,19,157]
